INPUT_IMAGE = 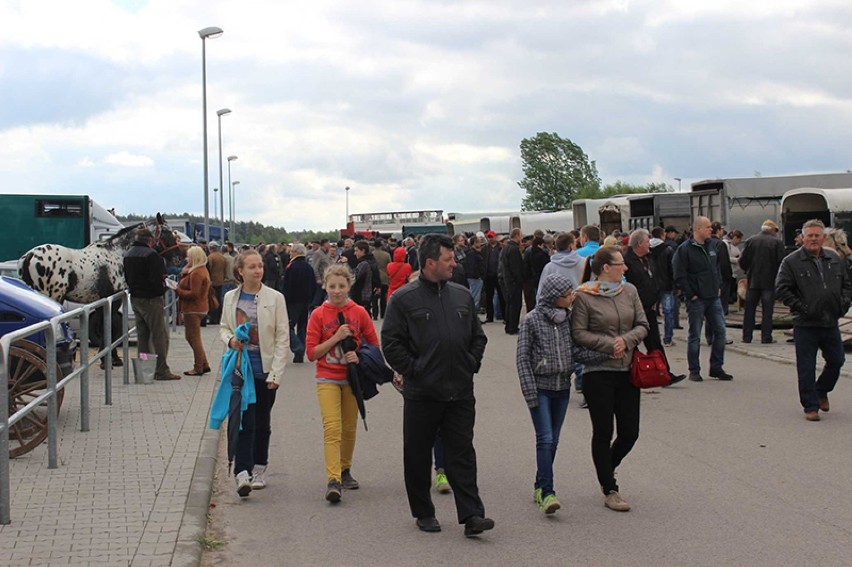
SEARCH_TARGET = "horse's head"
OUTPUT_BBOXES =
[146,213,182,265]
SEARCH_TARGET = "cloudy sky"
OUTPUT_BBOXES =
[1,0,850,231]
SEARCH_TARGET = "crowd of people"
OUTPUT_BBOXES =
[120,215,849,536]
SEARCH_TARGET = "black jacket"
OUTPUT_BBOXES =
[123,241,166,298]
[775,247,852,327]
[500,240,524,290]
[650,240,674,292]
[525,246,551,288]
[624,248,659,309]
[672,239,722,300]
[382,276,487,401]
[740,232,785,289]
[711,237,732,283]
[282,256,317,305]
[462,247,484,279]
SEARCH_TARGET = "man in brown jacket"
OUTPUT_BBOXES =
[207,241,228,324]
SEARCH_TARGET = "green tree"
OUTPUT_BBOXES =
[518,132,601,211]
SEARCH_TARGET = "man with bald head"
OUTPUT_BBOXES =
[672,216,734,382]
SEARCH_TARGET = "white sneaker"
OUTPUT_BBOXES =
[236,470,252,498]
[251,465,268,490]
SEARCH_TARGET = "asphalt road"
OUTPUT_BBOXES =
[201,321,852,567]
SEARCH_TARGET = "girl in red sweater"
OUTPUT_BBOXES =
[306,264,379,503]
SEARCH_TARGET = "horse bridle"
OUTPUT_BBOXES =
[152,223,181,257]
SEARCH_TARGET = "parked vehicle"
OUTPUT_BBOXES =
[781,187,852,248]
[628,192,691,233]
[0,195,125,262]
[572,196,633,234]
[0,276,76,457]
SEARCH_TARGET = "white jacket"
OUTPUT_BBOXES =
[219,283,290,385]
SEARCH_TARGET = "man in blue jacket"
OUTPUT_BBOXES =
[382,234,493,538]
[672,216,734,382]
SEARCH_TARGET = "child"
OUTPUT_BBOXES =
[306,264,380,503]
[516,273,609,514]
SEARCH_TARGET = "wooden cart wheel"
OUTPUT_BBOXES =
[6,340,65,458]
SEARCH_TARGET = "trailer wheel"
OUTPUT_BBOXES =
[6,340,65,458]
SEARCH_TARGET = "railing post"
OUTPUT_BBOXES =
[104,300,112,406]
[46,325,58,470]
[0,339,11,525]
[80,308,90,432]
[122,292,130,385]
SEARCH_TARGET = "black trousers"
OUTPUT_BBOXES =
[643,306,673,375]
[370,284,388,319]
[483,274,503,320]
[583,370,640,494]
[403,396,485,523]
[503,284,523,334]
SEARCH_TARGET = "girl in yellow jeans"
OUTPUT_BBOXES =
[306,265,379,503]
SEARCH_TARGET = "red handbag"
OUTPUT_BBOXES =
[629,348,670,388]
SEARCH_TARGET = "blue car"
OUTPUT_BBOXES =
[1,275,76,457]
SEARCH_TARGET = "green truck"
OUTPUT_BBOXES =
[0,195,126,262]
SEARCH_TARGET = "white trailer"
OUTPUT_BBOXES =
[780,187,852,247]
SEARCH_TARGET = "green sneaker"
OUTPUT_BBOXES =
[540,493,561,515]
[533,488,543,507]
[433,471,451,494]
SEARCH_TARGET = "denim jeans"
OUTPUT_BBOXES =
[686,297,726,374]
[287,301,309,356]
[467,278,483,312]
[433,433,445,471]
[659,291,675,343]
[235,350,276,475]
[793,326,845,412]
[528,390,571,497]
[743,288,775,342]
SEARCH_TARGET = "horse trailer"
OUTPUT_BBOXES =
[780,187,852,247]
[628,193,691,233]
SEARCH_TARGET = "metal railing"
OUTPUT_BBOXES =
[0,288,177,524]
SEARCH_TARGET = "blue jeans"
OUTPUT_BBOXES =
[660,291,675,343]
[433,433,445,471]
[287,301,309,356]
[686,297,726,374]
[467,278,483,311]
[793,326,845,412]
[528,390,571,497]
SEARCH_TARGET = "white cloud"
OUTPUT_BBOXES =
[104,151,154,167]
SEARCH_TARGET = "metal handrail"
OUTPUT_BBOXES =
[0,288,176,525]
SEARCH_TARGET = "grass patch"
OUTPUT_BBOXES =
[197,534,225,551]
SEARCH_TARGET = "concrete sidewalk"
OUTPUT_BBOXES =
[0,325,224,567]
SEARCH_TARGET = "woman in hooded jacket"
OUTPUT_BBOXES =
[516,273,610,515]
[386,246,413,298]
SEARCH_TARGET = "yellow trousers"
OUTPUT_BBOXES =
[316,381,358,482]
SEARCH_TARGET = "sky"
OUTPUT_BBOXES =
[1,0,851,231]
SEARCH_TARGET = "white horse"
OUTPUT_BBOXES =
[19,214,181,303]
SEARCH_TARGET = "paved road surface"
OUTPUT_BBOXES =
[201,322,852,567]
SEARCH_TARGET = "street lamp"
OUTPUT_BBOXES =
[345,186,350,227]
[674,177,682,192]
[199,25,223,242]
[227,155,238,238]
[213,187,219,219]
[216,108,232,242]
[231,180,240,240]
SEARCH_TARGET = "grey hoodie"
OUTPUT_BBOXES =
[537,251,585,302]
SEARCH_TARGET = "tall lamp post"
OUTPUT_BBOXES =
[231,180,240,241]
[345,186,350,227]
[674,177,682,192]
[216,108,232,242]
[213,187,219,219]
[199,25,223,242]
[227,155,238,239]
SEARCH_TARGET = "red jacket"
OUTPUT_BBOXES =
[387,247,413,298]
[306,299,379,380]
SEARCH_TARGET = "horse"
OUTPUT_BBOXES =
[18,214,181,304]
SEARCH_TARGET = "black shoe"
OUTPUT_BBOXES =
[761,338,776,344]
[325,480,342,503]
[709,368,734,381]
[416,516,441,533]
[786,337,795,343]
[665,374,687,387]
[674,325,684,330]
[484,318,494,323]
[742,337,752,344]
[341,468,359,490]
[688,372,703,382]
[464,516,495,538]
[293,354,304,363]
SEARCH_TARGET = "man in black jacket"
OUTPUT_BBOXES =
[123,229,180,381]
[775,219,851,421]
[282,243,317,363]
[381,234,493,538]
[705,222,734,345]
[625,229,685,385]
[672,216,733,382]
[740,219,786,344]
[500,228,525,335]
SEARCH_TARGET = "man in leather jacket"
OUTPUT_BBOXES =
[382,233,493,537]
[775,219,852,421]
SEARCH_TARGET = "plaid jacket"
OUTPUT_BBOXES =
[516,274,609,408]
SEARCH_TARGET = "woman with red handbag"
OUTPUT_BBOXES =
[572,246,648,512]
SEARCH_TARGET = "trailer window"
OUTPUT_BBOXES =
[35,200,84,218]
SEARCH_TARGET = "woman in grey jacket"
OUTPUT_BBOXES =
[516,273,609,515]
[572,247,648,512]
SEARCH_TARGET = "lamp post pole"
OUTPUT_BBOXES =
[231,180,240,240]
[216,108,231,242]
[227,155,238,240]
[345,186,350,227]
[213,187,218,219]
[198,26,223,242]
[674,177,682,192]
